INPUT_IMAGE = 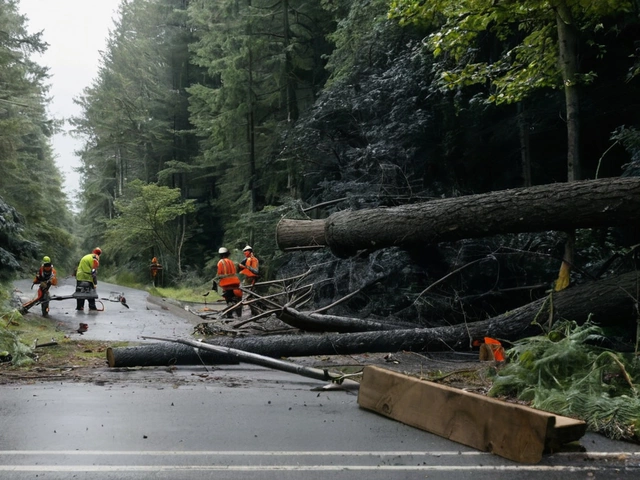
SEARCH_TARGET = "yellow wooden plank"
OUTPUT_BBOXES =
[357,365,586,464]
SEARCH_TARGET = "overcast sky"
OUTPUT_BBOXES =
[19,0,122,208]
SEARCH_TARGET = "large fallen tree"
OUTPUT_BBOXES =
[106,270,639,367]
[276,177,640,256]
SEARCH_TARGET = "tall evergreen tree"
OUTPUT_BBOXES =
[187,0,334,244]
[71,0,199,271]
[0,0,74,270]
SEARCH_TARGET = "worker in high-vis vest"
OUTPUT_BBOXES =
[75,248,101,311]
[239,245,259,289]
[212,247,242,318]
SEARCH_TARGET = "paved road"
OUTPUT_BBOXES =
[2,279,640,478]
[12,277,208,342]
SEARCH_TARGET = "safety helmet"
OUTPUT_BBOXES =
[218,247,229,255]
[242,245,252,252]
[42,256,51,263]
[93,247,102,256]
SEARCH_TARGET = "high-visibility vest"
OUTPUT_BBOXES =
[76,254,99,283]
[217,258,240,288]
[240,255,259,277]
[35,265,57,286]
[483,337,505,362]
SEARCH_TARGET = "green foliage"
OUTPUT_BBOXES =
[0,196,37,280]
[0,281,34,367]
[105,180,195,276]
[187,0,334,231]
[67,0,213,282]
[0,0,74,272]
[490,320,640,441]
[390,0,635,105]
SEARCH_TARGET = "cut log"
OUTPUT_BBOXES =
[276,177,640,256]
[276,218,326,250]
[106,271,638,367]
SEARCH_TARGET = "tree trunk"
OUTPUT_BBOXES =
[277,307,417,332]
[106,343,238,368]
[555,0,581,182]
[276,177,640,256]
[107,271,639,367]
[276,218,326,250]
[517,102,532,187]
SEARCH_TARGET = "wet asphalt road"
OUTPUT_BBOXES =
[12,277,204,342]
[2,279,640,478]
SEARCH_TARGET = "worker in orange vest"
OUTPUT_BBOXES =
[239,245,259,289]
[473,337,506,362]
[33,256,58,288]
[212,247,242,318]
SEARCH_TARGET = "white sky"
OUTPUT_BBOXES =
[18,0,122,208]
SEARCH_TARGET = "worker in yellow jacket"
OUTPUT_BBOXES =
[75,248,101,311]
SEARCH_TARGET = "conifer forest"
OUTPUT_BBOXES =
[2,0,640,354]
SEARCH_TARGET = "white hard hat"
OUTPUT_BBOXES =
[243,245,252,252]
[218,247,229,254]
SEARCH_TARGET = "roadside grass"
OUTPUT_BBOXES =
[105,271,221,304]
[149,285,222,303]
[1,312,131,370]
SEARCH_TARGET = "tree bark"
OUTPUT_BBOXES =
[276,307,417,332]
[555,0,581,182]
[276,177,640,256]
[107,271,639,367]
[106,343,238,368]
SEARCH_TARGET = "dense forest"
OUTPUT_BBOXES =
[2,0,640,325]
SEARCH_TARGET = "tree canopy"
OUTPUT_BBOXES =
[0,0,74,277]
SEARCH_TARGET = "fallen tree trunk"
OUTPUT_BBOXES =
[276,307,416,332]
[276,177,640,256]
[105,342,239,368]
[106,271,639,367]
[141,336,359,388]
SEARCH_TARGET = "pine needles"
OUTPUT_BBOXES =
[489,320,640,442]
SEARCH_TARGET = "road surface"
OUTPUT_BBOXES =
[2,278,639,478]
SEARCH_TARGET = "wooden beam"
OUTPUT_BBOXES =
[357,366,586,464]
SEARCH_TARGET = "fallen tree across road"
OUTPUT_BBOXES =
[276,177,640,256]
[106,270,639,367]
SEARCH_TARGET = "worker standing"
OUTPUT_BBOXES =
[75,248,101,311]
[150,256,163,286]
[32,256,58,316]
[239,245,259,289]
[212,247,242,318]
